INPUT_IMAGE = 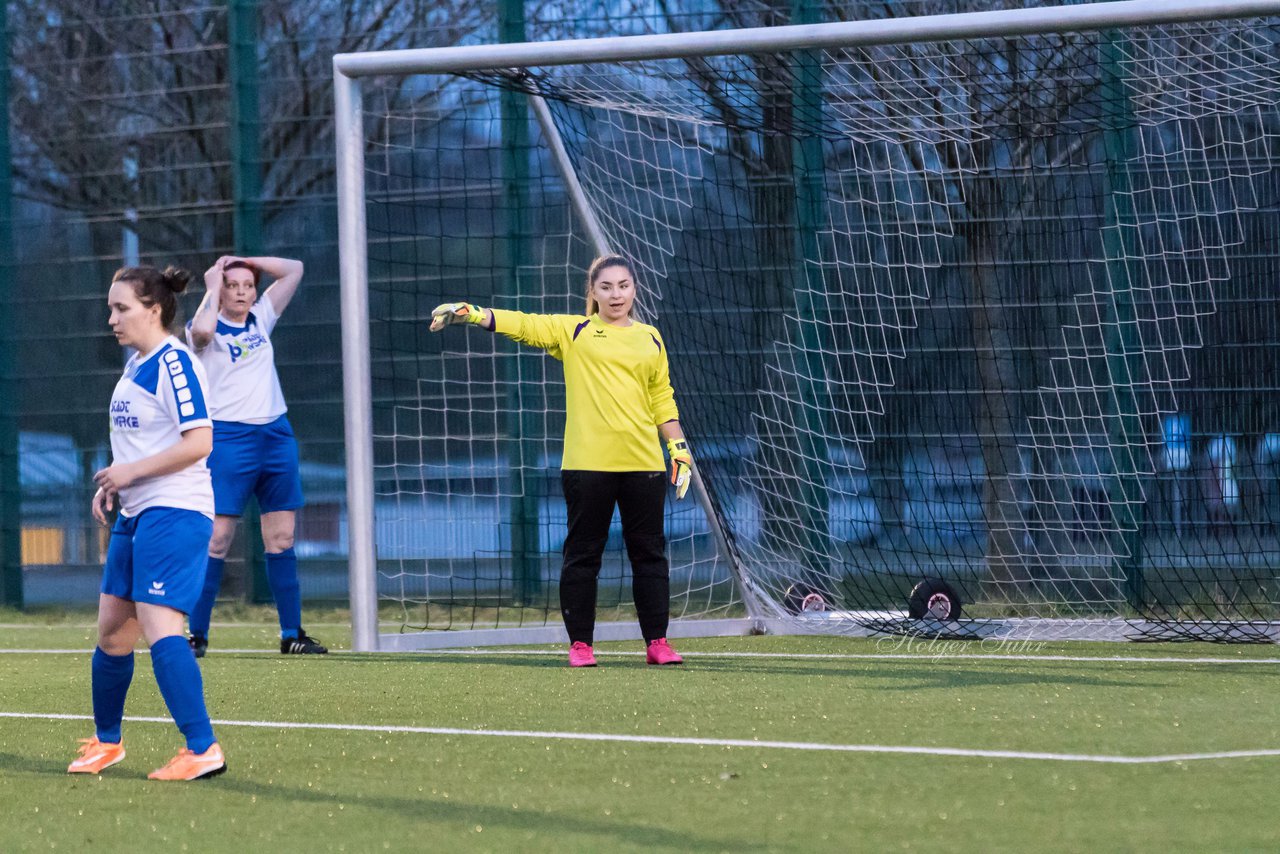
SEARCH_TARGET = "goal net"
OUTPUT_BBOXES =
[337,1,1280,649]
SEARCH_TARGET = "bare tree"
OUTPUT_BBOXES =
[5,0,491,452]
[7,0,489,254]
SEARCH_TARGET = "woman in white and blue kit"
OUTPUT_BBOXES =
[67,265,226,781]
[185,255,326,656]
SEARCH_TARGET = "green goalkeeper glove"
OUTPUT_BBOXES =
[667,438,693,501]
[429,301,487,332]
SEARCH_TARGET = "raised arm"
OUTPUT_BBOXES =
[189,257,230,351]
[430,304,585,360]
[246,256,305,315]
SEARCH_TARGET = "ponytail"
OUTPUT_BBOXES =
[112,264,193,328]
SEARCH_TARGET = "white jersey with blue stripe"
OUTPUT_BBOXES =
[109,336,214,519]
[186,297,287,425]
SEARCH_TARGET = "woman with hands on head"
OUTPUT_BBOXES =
[184,255,327,657]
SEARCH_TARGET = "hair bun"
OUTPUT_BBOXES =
[160,266,193,294]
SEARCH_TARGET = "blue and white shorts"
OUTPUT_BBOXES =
[102,507,214,614]
[209,415,305,516]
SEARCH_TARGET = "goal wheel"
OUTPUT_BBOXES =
[907,578,963,621]
[783,583,831,615]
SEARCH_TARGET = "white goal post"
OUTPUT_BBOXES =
[335,0,1280,651]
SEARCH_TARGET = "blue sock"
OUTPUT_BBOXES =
[266,548,302,639]
[91,647,134,744]
[149,635,216,753]
[189,556,225,637]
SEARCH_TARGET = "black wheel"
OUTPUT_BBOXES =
[783,583,831,615]
[907,578,963,621]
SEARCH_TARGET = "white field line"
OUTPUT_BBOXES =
[402,650,1280,665]
[2,647,1279,665]
[3,711,1278,765]
[0,649,276,655]
[0,622,389,629]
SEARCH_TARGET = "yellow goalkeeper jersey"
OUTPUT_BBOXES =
[490,309,679,472]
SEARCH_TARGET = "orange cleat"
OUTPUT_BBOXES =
[68,737,126,774]
[147,743,227,781]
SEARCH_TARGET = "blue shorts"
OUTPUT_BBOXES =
[209,416,305,516]
[102,508,214,614]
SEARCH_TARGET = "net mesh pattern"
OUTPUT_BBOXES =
[365,17,1280,642]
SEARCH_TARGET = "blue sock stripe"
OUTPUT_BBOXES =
[189,556,226,637]
[149,635,216,754]
[91,647,134,744]
[265,547,302,638]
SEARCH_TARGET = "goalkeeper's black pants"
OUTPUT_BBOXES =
[560,470,669,645]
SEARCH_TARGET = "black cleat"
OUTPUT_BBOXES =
[280,630,328,655]
[189,634,208,659]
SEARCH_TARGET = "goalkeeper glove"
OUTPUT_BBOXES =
[429,301,487,332]
[667,438,693,501]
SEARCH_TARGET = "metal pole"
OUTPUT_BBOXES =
[0,2,22,609]
[787,0,832,577]
[229,0,271,604]
[1100,33,1146,612]
[526,95,611,254]
[528,92,778,620]
[122,150,139,267]
[499,0,541,607]
[230,0,263,253]
[334,69,379,651]
[336,0,1280,78]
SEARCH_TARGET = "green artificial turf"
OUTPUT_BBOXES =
[2,614,1279,852]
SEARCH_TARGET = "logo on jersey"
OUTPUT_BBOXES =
[227,330,269,364]
[149,581,166,597]
[109,399,140,430]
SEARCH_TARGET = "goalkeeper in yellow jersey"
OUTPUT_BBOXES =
[431,254,692,667]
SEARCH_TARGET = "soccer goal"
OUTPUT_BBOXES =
[335,0,1280,651]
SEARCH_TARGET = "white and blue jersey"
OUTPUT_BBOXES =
[108,337,214,519]
[103,337,215,612]
[188,296,304,516]
[186,297,286,424]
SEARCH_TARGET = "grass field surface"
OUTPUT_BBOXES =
[2,611,1279,852]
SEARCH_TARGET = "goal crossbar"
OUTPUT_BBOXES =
[333,0,1280,78]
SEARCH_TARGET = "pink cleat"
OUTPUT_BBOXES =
[568,641,597,667]
[646,637,684,665]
